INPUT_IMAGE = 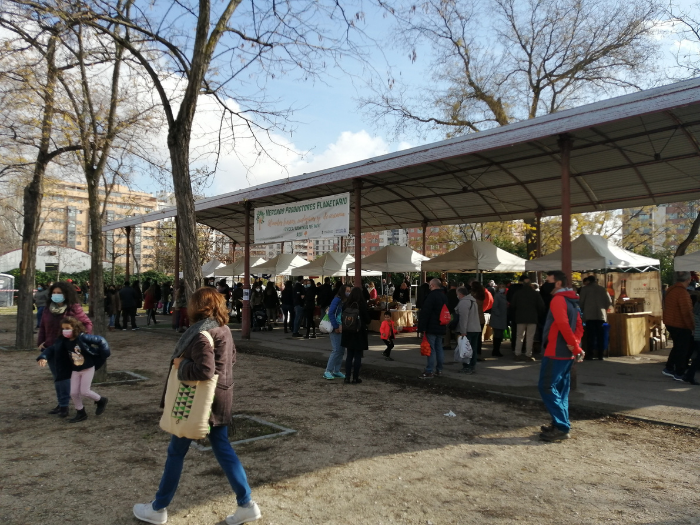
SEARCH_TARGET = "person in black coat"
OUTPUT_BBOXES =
[280,280,295,334]
[393,282,410,304]
[418,278,448,378]
[317,277,334,311]
[119,281,139,330]
[341,287,370,384]
[304,281,317,339]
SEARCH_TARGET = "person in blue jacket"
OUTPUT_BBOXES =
[323,284,351,380]
[37,316,110,422]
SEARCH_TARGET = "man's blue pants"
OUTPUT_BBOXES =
[538,357,574,432]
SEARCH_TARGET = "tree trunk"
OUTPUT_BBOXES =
[675,211,700,257]
[16,35,59,350]
[168,128,202,298]
[87,175,106,336]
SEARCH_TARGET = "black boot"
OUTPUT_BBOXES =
[58,406,69,418]
[352,377,362,384]
[492,338,503,357]
[68,408,88,423]
[48,405,61,415]
[95,397,108,416]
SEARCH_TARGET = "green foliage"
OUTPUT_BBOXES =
[634,247,675,284]
[6,267,173,289]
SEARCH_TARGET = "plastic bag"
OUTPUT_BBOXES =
[319,310,333,334]
[420,334,431,356]
[439,304,451,325]
[455,335,473,362]
[503,326,512,340]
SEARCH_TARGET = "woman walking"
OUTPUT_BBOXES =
[37,282,93,416]
[341,287,370,384]
[323,284,350,380]
[133,287,261,525]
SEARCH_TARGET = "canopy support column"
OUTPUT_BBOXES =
[421,220,428,283]
[533,211,542,283]
[353,179,363,286]
[173,219,179,290]
[242,201,252,340]
[559,135,573,279]
[125,226,132,282]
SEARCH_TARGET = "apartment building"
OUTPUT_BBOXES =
[622,202,699,251]
[41,181,163,272]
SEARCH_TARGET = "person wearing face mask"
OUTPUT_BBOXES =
[37,283,93,417]
[37,316,109,422]
[33,283,49,330]
[249,282,265,330]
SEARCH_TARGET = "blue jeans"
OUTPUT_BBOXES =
[36,306,44,328]
[326,331,344,373]
[293,305,304,333]
[538,357,574,432]
[424,333,444,374]
[153,426,252,510]
[54,379,71,407]
[109,314,116,327]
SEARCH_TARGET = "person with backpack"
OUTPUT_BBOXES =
[341,287,370,384]
[37,316,109,422]
[380,311,397,360]
[323,284,351,380]
[418,278,449,379]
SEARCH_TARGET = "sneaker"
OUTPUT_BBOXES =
[309,335,317,339]
[457,367,474,374]
[673,374,685,382]
[525,355,536,362]
[95,397,108,415]
[539,428,570,442]
[419,372,434,379]
[133,502,168,525]
[385,356,395,361]
[291,333,302,338]
[540,423,555,433]
[132,327,140,331]
[434,371,442,377]
[352,378,363,384]
[226,501,261,525]
[323,371,334,380]
[661,368,675,377]
[331,372,346,378]
[122,328,127,331]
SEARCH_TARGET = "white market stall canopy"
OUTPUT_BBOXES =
[674,251,700,271]
[201,259,224,277]
[214,258,266,276]
[291,252,382,277]
[251,254,307,275]
[421,240,527,273]
[349,245,429,273]
[525,234,660,272]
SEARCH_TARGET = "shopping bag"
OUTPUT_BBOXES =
[159,331,219,440]
[420,334,431,356]
[455,335,473,362]
[319,309,333,334]
[439,304,451,325]
[503,326,511,340]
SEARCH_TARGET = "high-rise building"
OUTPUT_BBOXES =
[41,181,165,271]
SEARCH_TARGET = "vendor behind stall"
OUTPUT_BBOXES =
[393,282,410,304]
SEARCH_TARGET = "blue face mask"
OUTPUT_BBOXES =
[37,286,43,291]
[52,294,64,304]
[305,284,310,288]
[345,292,351,297]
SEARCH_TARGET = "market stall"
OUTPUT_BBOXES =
[348,246,430,332]
[201,259,225,277]
[250,254,307,276]
[421,240,527,273]
[674,251,700,271]
[213,258,267,279]
[290,252,381,277]
[525,234,662,356]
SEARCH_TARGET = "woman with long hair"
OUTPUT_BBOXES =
[37,281,93,417]
[133,287,261,525]
[341,287,370,384]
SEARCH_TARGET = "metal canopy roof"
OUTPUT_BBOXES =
[103,77,700,241]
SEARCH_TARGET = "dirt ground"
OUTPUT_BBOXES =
[2,315,699,525]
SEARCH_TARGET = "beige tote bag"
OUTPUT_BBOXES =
[159,331,219,440]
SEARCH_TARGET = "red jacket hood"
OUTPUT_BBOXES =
[554,290,579,300]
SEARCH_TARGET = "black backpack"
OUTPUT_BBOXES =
[342,302,360,332]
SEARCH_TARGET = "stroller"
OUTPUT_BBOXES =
[252,308,268,332]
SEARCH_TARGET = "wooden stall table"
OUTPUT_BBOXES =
[607,311,652,356]
[368,309,415,332]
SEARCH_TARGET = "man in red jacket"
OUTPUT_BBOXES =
[538,271,584,442]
